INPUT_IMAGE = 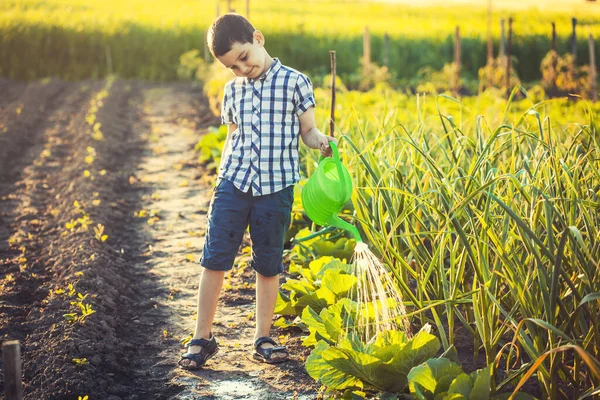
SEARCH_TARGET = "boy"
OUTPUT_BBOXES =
[179,13,336,370]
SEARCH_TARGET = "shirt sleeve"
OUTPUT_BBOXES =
[221,83,235,125]
[293,74,316,117]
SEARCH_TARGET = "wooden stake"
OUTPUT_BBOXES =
[227,0,232,12]
[454,26,461,95]
[506,17,513,97]
[571,17,578,86]
[551,22,557,90]
[3,340,23,400]
[500,19,506,59]
[589,34,598,101]
[204,30,210,61]
[487,0,493,65]
[246,0,250,18]
[383,33,390,68]
[551,22,557,52]
[363,27,371,75]
[571,17,578,59]
[329,51,336,137]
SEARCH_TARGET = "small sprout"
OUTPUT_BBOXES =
[93,224,108,242]
[63,313,77,322]
[180,333,193,346]
[72,358,88,366]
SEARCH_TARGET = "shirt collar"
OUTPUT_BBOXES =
[246,58,281,85]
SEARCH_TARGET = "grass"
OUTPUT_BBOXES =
[2,0,600,81]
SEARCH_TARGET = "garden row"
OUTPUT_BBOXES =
[195,83,600,398]
[0,78,167,398]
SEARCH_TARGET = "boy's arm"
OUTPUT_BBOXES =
[299,107,337,157]
[221,123,238,159]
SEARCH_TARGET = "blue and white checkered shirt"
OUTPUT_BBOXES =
[219,58,316,196]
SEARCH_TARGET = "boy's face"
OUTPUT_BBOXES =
[217,30,268,79]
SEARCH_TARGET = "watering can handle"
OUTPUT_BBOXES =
[318,141,346,197]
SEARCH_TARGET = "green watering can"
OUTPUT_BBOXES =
[302,142,362,242]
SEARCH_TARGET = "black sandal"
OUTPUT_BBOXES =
[253,336,289,364]
[178,335,219,370]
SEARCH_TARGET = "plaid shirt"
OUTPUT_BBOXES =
[219,58,316,196]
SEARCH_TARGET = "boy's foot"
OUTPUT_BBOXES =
[252,336,289,364]
[178,335,219,370]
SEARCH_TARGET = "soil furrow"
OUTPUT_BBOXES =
[0,79,319,399]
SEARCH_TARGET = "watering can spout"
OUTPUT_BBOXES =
[328,215,363,243]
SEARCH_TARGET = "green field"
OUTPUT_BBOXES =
[2,0,600,81]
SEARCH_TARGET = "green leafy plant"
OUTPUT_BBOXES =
[194,125,227,171]
[306,324,439,392]
[275,257,355,317]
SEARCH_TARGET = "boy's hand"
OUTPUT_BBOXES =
[318,134,337,157]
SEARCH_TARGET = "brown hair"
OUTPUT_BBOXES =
[207,13,255,57]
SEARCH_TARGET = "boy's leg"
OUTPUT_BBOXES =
[248,185,295,361]
[180,178,251,368]
[179,268,225,369]
[194,268,225,339]
[254,272,284,358]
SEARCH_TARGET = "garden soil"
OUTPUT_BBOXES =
[0,79,319,399]
[0,78,539,399]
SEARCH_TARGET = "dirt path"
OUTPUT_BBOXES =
[129,85,317,399]
[0,79,318,399]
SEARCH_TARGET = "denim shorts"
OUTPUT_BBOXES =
[200,178,294,277]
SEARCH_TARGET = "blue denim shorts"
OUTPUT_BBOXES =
[200,178,294,277]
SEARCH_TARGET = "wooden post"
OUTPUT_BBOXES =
[3,340,23,400]
[589,34,598,101]
[551,22,557,90]
[454,26,461,95]
[551,22,557,52]
[499,19,506,59]
[204,30,210,61]
[487,0,493,65]
[383,33,390,68]
[246,0,250,18]
[571,17,577,87]
[329,51,336,137]
[363,27,371,75]
[216,1,220,17]
[506,17,513,97]
[227,0,232,12]
[571,17,578,59]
